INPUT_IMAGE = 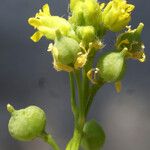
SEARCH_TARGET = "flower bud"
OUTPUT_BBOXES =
[96,49,127,83]
[116,23,146,62]
[7,104,46,141]
[76,26,95,43]
[69,0,102,27]
[102,0,135,32]
[81,120,105,150]
[70,0,84,12]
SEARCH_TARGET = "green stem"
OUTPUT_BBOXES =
[66,109,85,150]
[82,66,89,114]
[69,72,77,117]
[75,70,83,117]
[41,132,60,150]
[85,82,104,117]
[66,70,86,150]
[66,128,82,150]
[82,57,94,116]
[67,51,99,150]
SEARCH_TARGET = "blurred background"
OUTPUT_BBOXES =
[0,0,150,150]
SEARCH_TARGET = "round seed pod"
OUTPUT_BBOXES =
[81,120,105,150]
[7,104,46,141]
[53,31,81,66]
[97,49,127,83]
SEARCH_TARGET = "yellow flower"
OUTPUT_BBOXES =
[69,0,103,27]
[28,4,72,42]
[70,0,83,12]
[102,0,135,32]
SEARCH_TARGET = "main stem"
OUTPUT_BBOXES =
[85,82,104,117]
[69,72,77,118]
[66,70,85,150]
[67,51,103,150]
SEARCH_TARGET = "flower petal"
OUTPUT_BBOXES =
[30,31,43,42]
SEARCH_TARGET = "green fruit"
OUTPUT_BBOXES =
[97,50,126,83]
[7,104,46,141]
[81,120,105,150]
[54,32,81,65]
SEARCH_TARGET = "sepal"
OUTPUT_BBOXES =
[116,23,146,62]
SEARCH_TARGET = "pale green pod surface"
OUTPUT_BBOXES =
[8,105,46,141]
[97,51,126,83]
[54,35,81,65]
[81,120,105,150]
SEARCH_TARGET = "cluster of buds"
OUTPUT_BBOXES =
[27,0,146,94]
[28,0,145,82]
[27,1,145,146]
[7,1,145,150]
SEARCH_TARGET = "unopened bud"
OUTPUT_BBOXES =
[102,0,135,32]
